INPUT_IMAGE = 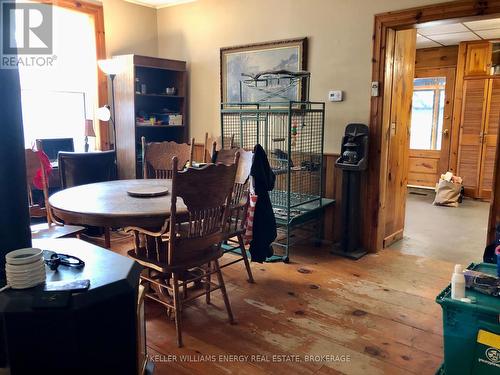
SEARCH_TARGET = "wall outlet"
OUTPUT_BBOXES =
[328,90,343,102]
[371,81,379,97]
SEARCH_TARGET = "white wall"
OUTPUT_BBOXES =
[155,0,446,153]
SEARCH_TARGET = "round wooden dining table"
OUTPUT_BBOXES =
[49,179,186,230]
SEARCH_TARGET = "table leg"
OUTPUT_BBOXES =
[104,227,111,248]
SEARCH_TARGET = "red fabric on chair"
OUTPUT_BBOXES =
[244,193,258,245]
[33,150,52,190]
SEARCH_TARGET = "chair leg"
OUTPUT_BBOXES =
[237,234,254,283]
[104,227,111,248]
[205,262,211,304]
[172,273,183,347]
[145,269,152,293]
[214,259,235,324]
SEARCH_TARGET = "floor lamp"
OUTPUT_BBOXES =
[84,119,96,152]
[97,59,123,168]
[96,105,115,151]
[97,59,122,150]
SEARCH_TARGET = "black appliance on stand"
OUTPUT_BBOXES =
[331,123,369,259]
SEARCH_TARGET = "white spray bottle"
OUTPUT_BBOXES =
[451,264,466,300]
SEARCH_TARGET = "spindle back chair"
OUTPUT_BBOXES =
[126,154,240,347]
[212,143,255,282]
[142,137,195,179]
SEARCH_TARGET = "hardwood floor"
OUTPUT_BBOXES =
[113,241,451,375]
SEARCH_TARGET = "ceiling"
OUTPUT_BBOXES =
[124,0,195,9]
[417,18,500,48]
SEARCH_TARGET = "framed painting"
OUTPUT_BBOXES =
[220,37,308,103]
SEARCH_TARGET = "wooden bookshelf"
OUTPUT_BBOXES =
[113,55,188,179]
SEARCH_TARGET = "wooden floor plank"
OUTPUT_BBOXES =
[220,275,442,372]
[228,259,443,335]
[111,241,449,375]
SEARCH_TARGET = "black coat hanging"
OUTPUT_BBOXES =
[249,144,277,262]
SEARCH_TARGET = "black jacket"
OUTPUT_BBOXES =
[249,144,277,262]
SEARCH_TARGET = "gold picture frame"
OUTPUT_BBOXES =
[220,37,308,103]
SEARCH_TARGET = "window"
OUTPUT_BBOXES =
[18,4,100,152]
[410,77,446,150]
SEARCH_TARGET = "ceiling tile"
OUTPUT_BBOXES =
[416,34,441,49]
[430,32,480,46]
[419,23,468,36]
[465,18,500,31]
[476,29,500,40]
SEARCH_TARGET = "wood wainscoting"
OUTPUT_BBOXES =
[193,144,342,243]
[322,153,342,243]
[415,46,458,70]
[408,150,440,188]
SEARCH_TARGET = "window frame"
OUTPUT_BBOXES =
[411,77,446,150]
[35,0,109,150]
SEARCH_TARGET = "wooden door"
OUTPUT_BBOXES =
[464,42,492,77]
[408,67,456,187]
[383,29,417,247]
[488,119,500,245]
[457,79,488,197]
[479,79,500,199]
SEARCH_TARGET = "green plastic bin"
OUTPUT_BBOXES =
[436,263,500,374]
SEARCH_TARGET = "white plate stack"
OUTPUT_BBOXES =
[5,248,46,289]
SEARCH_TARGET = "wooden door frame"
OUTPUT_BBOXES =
[368,0,500,252]
[36,0,109,150]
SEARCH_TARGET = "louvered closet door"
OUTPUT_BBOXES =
[479,79,500,199]
[457,79,488,198]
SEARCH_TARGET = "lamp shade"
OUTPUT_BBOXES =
[96,106,111,122]
[97,59,124,76]
[85,119,96,137]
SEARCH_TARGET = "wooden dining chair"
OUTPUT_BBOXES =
[125,155,239,347]
[142,137,195,179]
[57,150,117,247]
[204,133,235,163]
[25,149,84,239]
[212,143,255,283]
[58,150,116,189]
[210,141,238,164]
[203,133,211,163]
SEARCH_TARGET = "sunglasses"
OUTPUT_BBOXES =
[44,252,85,271]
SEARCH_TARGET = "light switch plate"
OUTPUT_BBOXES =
[371,81,379,97]
[328,90,343,102]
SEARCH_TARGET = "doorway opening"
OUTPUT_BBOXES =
[408,72,452,189]
[369,1,500,260]
[389,18,500,263]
